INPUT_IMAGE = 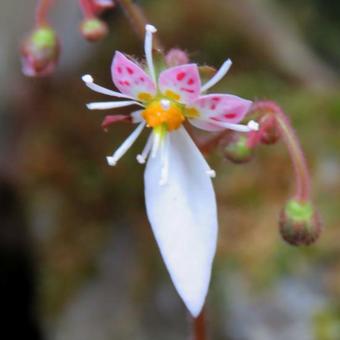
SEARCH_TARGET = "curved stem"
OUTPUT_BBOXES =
[116,0,163,50]
[192,310,207,340]
[35,0,54,26]
[79,0,95,18]
[250,101,311,202]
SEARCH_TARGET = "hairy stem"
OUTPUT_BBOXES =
[116,0,163,50]
[250,101,311,202]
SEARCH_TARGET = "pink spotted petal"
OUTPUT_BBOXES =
[159,64,201,104]
[111,51,156,100]
[191,94,252,123]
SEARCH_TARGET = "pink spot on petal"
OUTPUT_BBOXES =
[117,67,122,74]
[176,72,186,81]
[212,96,221,102]
[187,78,194,85]
[210,104,217,110]
[140,77,145,82]
[126,67,134,75]
[123,80,130,86]
[224,113,237,119]
[180,87,194,93]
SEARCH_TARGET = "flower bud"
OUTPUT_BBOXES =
[21,26,60,77]
[165,49,189,67]
[220,133,253,164]
[279,199,321,246]
[259,114,280,145]
[80,18,108,42]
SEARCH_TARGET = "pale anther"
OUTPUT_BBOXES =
[248,120,259,131]
[106,156,116,166]
[136,155,146,164]
[206,169,216,178]
[146,24,157,33]
[82,74,94,83]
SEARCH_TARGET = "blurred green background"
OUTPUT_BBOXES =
[0,0,339,339]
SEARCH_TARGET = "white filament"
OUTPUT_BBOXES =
[145,24,157,84]
[151,130,162,158]
[208,119,258,132]
[106,122,145,166]
[87,100,144,110]
[200,59,232,93]
[82,74,135,100]
[159,135,170,186]
[130,110,144,123]
[137,133,154,164]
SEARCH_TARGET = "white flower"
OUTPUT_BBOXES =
[83,24,258,317]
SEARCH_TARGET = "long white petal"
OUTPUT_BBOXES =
[144,127,218,317]
[86,100,143,110]
[200,59,232,93]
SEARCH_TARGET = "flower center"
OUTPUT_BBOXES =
[142,99,185,131]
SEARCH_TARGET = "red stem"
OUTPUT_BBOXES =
[250,101,311,202]
[35,0,54,26]
[192,310,207,340]
[79,0,95,18]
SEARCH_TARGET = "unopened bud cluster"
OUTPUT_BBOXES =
[21,0,116,77]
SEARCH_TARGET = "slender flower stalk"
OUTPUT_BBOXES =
[79,0,95,18]
[35,0,54,26]
[249,101,311,202]
[192,310,207,340]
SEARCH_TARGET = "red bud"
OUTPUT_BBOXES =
[21,26,59,77]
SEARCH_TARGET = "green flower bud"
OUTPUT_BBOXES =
[279,199,322,246]
[220,133,253,164]
[21,26,59,77]
[80,18,108,42]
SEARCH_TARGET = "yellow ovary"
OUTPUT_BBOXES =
[142,100,185,131]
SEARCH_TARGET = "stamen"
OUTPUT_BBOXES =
[160,99,171,110]
[200,59,232,93]
[159,135,169,186]
[106,122,145,166]
[137,133,154,164]
[145,24,157,84]
[87,100,144,110]
[209,119,255,132]
[82,74,135,100]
